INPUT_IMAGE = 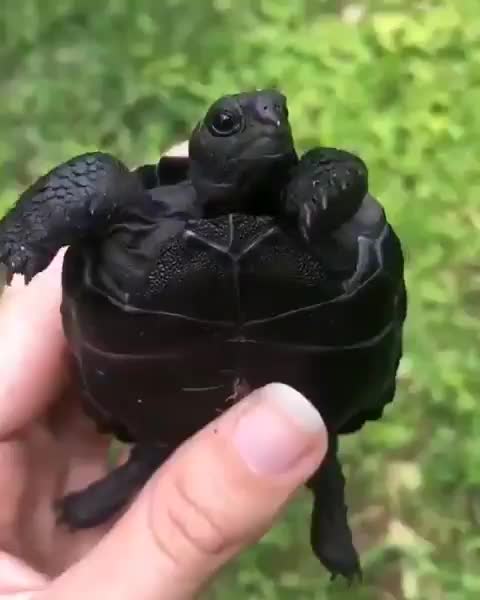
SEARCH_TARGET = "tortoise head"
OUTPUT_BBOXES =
[188,89,297,215]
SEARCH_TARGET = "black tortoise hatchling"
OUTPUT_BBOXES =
[0,89,407,581]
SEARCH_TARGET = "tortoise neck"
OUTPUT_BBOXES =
[189,151,298,218]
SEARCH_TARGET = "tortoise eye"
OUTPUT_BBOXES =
[209,110,242,137]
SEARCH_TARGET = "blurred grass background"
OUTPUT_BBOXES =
[1,0,480,598]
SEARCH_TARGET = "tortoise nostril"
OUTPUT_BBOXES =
[255,97,283,126]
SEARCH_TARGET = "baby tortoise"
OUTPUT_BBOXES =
[0,90,407,581]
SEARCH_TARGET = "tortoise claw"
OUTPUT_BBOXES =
[0,239,28,283]
[0,237,55,285]
[54,491,105,530]
[4,267,13,286]
[53,498,75,532]
[328,562,362,585]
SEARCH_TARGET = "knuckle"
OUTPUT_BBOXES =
[152,473,232,566]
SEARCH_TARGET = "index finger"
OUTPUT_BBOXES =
[0,251,67,438]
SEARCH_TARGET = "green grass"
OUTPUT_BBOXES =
[1,1,480,597]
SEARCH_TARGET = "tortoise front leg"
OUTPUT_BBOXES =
[307,435,361,582]
[283,147,368,243]
[0,152,151,284]
[57,444,171,529]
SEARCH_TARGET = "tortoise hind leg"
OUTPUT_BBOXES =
[57,444,171,529]
[307,435,361,581]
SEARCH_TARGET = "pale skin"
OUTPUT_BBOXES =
[0,146,329,599]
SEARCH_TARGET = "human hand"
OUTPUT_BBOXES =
[0,253,328,599]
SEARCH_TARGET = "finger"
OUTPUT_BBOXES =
[15,392,112,576]
[0,552,48,594]
[44,383,328,600]
[0,252,67,438]
[164,140,188,157]
[0,593,39,600]
[47,390,111,489]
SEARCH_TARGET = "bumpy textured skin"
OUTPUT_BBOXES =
[285,147,368,240]
[0,153,145,284]
[0,91,407,583]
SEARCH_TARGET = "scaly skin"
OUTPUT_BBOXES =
[284,147,368,242]
[0,153,146,283]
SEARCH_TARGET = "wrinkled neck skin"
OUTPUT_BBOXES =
[188,151,298,218]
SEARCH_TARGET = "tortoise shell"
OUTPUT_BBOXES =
[61,198,405,446]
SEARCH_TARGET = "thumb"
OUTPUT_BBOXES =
[45,383,328,600]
